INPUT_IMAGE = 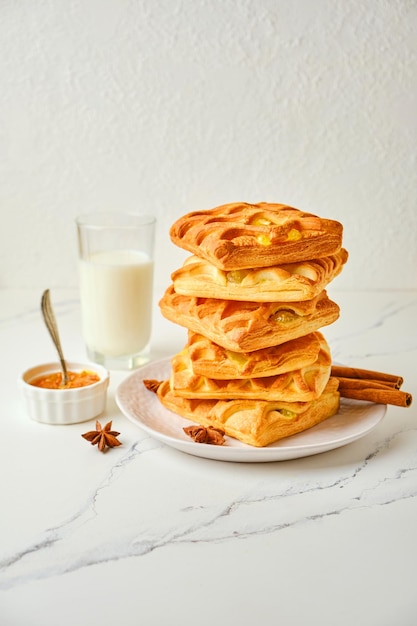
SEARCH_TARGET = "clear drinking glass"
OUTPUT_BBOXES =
[76,213,156,370]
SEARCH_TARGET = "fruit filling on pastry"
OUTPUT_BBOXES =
[270,309,297,324]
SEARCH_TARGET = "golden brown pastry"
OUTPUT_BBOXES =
[171,249,348,302]
[170,336,331,401]
[154,377,340,447]
[184,331,328,379]
[159,285,340,352]
[169,202,343,270]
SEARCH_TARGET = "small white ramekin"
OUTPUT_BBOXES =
[19,361,110,425]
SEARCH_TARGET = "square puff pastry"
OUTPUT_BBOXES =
[170,335,331,402]
[169,202,343,270]
[159,285,340,352]
[153,377,340,447]
[185,331,328,379]
[171,249,348,302]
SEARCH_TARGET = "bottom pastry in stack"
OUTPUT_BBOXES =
[144,330,340,448]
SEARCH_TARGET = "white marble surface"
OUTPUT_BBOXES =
[1,288,416,626]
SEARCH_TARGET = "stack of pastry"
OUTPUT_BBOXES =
[151,202,348,447]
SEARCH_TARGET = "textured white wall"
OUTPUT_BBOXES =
[0,0,416,294]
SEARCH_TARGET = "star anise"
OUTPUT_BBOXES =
[81,420,122,452]
[184,425,226,445]
[143,379,162,393]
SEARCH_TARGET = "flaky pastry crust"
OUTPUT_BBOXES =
[159,285,340,352]
[169,202,343,270]
[170,336,331,401]
[172,249,348,302]
[185,331,327,379]
[156,377,340,447]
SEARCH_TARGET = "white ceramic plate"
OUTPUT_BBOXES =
[116,357,387,463]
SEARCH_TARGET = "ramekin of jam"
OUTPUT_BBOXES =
[19,361,110,424]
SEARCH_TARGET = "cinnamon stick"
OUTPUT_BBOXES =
[330,365,412,407]
[336,377,399,391]
[331,366,403,389]
[337,385,412,408]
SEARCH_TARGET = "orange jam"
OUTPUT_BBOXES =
[31,370,100,389]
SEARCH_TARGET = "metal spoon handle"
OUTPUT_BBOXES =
[41,289,69,386]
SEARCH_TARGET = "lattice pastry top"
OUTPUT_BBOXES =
[159,285,340,352]
[170,202,343,270]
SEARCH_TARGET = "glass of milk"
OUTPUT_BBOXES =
[76,213,156,370]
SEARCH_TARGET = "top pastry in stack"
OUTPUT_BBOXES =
[153,201,348,447]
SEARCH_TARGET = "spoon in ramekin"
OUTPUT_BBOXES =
[40,289,69,387]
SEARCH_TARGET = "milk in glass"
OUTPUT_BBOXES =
[79,249,153,357]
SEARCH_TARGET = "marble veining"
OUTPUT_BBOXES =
[1,424,415,591]
[327,294,417,361]
[0,436,161,589]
